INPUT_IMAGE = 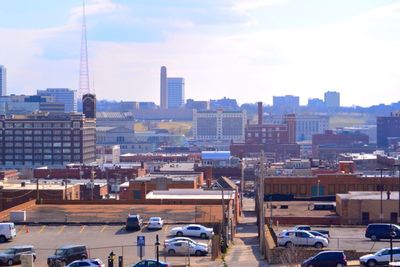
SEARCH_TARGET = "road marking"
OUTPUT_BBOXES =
[18,225,26,233]
[39,225,46,234]
[57,226,65,235]
[80,225,86,233]
[164,225,169,233]
[100,225,106,233]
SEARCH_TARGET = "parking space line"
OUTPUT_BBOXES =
[100,225,106,233]
[39,225,46,233]
[80,225,86,233]
[164,225,169,233]
[57,226,65,235]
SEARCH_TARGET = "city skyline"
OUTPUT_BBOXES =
[1,0,400,106]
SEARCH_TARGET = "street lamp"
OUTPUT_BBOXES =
[394,164,400,223]
[317,179,321,197]
[376,168,388,223]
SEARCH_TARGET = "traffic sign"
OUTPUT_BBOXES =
[137,236,145,246]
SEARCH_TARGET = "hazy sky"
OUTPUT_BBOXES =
[1,0,400,107]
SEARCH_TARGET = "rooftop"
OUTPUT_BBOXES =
[146,188,235,200]
[338,191,400,200]
[159,162,195,172]
[134,174,198,182]
[201,151,231,160]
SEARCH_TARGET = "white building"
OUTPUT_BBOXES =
[193,110,247,141]
[37,88,77,112]
[167,77,185,108]
[0,65,6,96]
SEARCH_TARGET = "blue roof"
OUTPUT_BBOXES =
[201,151,231,160]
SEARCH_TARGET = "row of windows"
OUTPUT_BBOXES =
[4,142,81,148]
[3,148,80,154]
[3,122,81,128]
[3,129,81,135]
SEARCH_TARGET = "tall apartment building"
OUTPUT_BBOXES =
[265,114,329,141]
[37,88,77,112]
[0,112,96,168]
[167,78,185,108]
[377,111,400,148]
[192,110,247,141]
[324,91,340,107]
[160,66,168,109]
[0,65,6,96]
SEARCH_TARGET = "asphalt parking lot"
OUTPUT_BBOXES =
[0,224,215,267]
[275,225,400,253]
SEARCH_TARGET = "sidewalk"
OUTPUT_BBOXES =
[223,198,269,267]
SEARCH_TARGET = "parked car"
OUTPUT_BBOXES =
[308,230,329,240]
[164,237,208,248]
[169,224,214,239]
[66,258,105,267]
[0,223,16,243]
[147,217,164,230]
[129,259,170,267]
[0,245,36,266]
[165,241,208,256]
[47,245,88,266]
[293,225,330,237]
[278,230,329,248]
[301,251,347,267]
[365,224,400,241]
[360,247,400,267]
[126,214,143,231]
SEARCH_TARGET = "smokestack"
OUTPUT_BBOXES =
[258,102,263,125]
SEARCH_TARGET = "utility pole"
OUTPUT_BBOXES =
[376,168,388,223]
[259,151,266,257]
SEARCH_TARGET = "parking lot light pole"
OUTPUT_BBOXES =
[376,168,388,223]
[155,234,160,267]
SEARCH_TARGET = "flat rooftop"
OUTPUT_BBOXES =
[134,174,198,182]
[146,189,235,200]
[338,191,400,200]
[1,182,75,190]
[159,162,195,172]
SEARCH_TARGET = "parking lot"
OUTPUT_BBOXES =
[0,224,215,266]
[274,225,400,253]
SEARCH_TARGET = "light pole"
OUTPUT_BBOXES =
[376,168,388,223]
[317,179,320,197]
[215,181,226,252]
[394,164,400,223]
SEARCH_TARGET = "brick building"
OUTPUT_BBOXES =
[377,111,400,148]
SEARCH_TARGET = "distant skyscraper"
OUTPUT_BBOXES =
[167,77,185,108]
[160,66,168,109]
[37,88,77,112]
[0,65,7,96]
[273,95,299,114]
[324,91,340,108]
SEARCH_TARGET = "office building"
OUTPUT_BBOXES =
[160,66,168,109]
[37,88,77,112]
[210,97,239,111]
[167,77,185,108]
[324,91,340,108]
[273,95,300,114]
[193,110,247,141]
[0,65,6,96]
[0,112,96,168]
[377,111,400,148]
[265,114,329,141]
[82,93,96,119]
[186,99,210,111]
[0,95,64,115]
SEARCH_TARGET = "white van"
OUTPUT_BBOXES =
[0,223,16,242]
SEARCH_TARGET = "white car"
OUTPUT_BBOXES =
[66,258,105,267]
[165,241,208,256]
[169,224,214,239]
[147,217,164,230]
[164,237,208,248]
[360,247,400,267]
[278,230,328,248]
[0,223,16,243]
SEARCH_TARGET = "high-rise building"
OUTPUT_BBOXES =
[37,88,77,112]
[324,91,340,108]
[82,93,96,119]
[377,112,400,148]
[0,112,96,167]
[160,66,168,109]
[167,77,185,108]
[0,65,6,96]
[193,110,246,141]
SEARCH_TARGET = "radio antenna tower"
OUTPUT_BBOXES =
[78,0,90,100]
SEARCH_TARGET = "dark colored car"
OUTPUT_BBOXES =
[301,251,347,267]
[0,245,36,266]
[126,214,143,231]
[129,259,170,267]
[365,223,400,241]
[47,245,88,266]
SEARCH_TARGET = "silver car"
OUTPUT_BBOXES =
[165,241,208,256]
[147,217,164,230]
[164,237,208,249]
[0,246,36,266]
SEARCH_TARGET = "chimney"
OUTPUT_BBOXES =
[258,102,263,125]
[387,190,391,200]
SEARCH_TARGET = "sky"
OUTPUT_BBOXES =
[1,0,400,107]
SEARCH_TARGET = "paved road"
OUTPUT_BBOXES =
[0,224,215,267]
[224,198,269,267]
